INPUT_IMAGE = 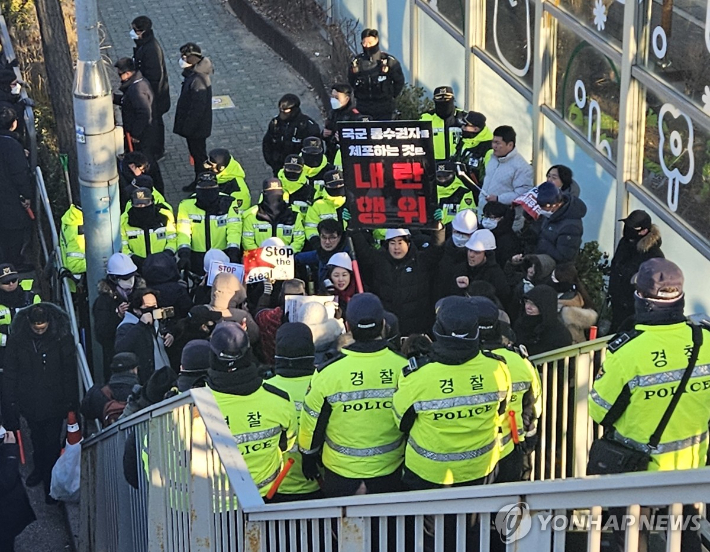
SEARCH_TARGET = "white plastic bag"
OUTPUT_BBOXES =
[50,441,81,502]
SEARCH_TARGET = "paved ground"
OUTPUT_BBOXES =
[99,0,324,207]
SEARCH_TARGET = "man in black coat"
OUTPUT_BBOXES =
[608,209,664,332]
[114,58,158,159]
[262,93,320,176]
[322,83,369,162]
[0,106,33,269]
[80,352,140,425]
[1,303,77,503]
[174,43,214,191]
[0,428,36,548]
[533,181,587,263]
[131,16,170,159]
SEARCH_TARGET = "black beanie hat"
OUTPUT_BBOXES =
[110,352,140,373]
[144,366,178,404]
[466,296,500,346]
[274,322,316,373]
[181,339,211,373]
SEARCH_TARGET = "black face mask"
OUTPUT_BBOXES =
[623,225,642,241]
[326,186,345,197]
[436,174,455,187]
[196,188,220,211]
[302,153,322,168]
[284,170,302,182]
[128,205,157,227]
[363,44,380,57]
[462,129,480,139]
[434,100,455,119]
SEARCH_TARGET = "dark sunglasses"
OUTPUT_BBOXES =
[1,278,18,284]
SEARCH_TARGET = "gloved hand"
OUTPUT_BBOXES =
[301,453,322,481]
[263,280,273,296]
[342,208,351,222]
[433,208,443,222]
[177,249,191,271]
[225,247,241,263]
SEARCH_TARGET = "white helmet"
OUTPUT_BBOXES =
[262,236,286,248]
[465,229,496,251]
[107,252,137,276]
[203,248,230,273]
[452,209,478,234]
[384,228,411,241]
[327,252,353,271]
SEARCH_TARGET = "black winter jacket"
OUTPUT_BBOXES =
[454,254,512,308]
[353,229,444,336]
[262,108,321,174]
[173,57,213,139]
[1,303,77,428]
[513,284,572,357]
[92,277,146,356]
[0,129,33,230]
[118,71,154,141]
[80,371,139,422]
[534,194,587,263]
[133,29,170,115]
[0,442,36,538]
[142,252,194,319]
[114,312,171,384]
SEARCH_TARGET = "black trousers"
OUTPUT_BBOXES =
[27,417,64,496]
[322,465,403,498]
[155,114,166,157]
[0,227,30,268]
[185,136,208,179]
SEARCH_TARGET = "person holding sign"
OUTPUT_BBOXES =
[241,178,306,253]
[120,187,177,272]
[176,173,242,275]
[304,169,349,247]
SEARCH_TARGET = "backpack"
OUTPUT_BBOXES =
[100,385,127,427]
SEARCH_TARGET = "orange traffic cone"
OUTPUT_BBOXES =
[66,411,82,445]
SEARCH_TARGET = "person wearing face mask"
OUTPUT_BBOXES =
[304,169,349,246]
[454,229,511,309]
[203,148,251,213]
[176,173,242,274]
[1,303,77,504]
[513,284,572,356]
[347,29,405,121]
[114,58,158,162]
[532,181,587,263]
[300,136,335,193]
[323,83,367,163]
[0,69,30,145]
[435,209,477,300]
[262,93,320,177]
[434,160,475,226]
[420,86,465,161]
[118,151,165,206]
[454,111,493,188]
[142,251,194,320]
[122,172,168,214]
[608,209,663,332]
[277,154,311,214]
[173,43,214,191]
[481,201,522,268]
[167,307,221,372]
[92,253,145,381]
[120,187,176,271]
[241,178,306,252]
[130,16,170,160]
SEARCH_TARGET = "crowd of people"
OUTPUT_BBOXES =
[2,17,710,552]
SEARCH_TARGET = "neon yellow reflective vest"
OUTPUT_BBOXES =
[456,125,494,183]
[216,157,252,213]
[491,347,542,459]
[299,341,405,479]
[211,383,297,496]
[60,204,86,275]
[420,110,464,160]
[277,169,313,216]
[437,177,476,225]
[240,204,305,252]
[0,280,39,347]
[304,194,347,241]
[392,352,511,485]
[176,195,242,253]
[267,374,321,495]
[589,323,710,472]
[120,207,177,260]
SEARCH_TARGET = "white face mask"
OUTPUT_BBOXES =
[330,97,343,110]
[481,218,498,230]
[11,83,21,95]
[179,58,192,69]
[539,209,553,218]
[452,232,470,248]
[129,29,140,39]
[117,276,135,290]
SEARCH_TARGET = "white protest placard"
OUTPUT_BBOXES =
[284,295,337,322]
[207,260,245,286]
[244,246,295,284]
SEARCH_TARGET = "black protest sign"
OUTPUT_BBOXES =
[338,121,438,229]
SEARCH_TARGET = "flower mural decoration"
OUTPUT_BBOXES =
[658,103,695,212]
[593,0,607,32]
[493,0,532,77]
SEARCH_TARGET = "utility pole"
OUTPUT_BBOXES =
[73,0,123,380]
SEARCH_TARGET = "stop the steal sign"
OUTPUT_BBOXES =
[243,246,295,284]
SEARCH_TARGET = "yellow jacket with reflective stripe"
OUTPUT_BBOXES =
[60,204,86,275]
[176,195,242,253]
[120,207,177,259]
[267,373,320,495]
[240,204,305,252]
[210,383,297,497]
[304,194,347,241]
[0,280,39,346]
[491,347,542,458]
[436,178,476,225]
[216,157,252,213]
[420,111,464,160]
[589,323,710,471]
[299,341,405,479]
[392,352,511,484]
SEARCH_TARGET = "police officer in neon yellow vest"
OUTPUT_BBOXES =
[267,322,323,500]
[299,293,405,497]
[419,86,465,161]
[434,161,475,226]
[207,322,297,499]
[0,263,40,373]
[203,148,252,214]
